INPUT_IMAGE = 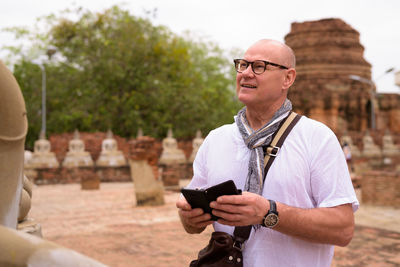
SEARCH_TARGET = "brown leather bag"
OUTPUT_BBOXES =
[189,112,301,267]
[189,231,244,267]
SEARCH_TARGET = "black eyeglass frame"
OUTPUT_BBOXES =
[233,59,289,74]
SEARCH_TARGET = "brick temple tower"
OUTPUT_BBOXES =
[285,18,400,137]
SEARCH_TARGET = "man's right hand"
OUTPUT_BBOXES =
[176,195,213,234]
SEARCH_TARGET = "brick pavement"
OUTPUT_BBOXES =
[29,182,400,267]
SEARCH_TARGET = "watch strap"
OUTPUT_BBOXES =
[262,199,279,228]
[268,199,277,215]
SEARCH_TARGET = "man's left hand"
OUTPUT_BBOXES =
[209,192,269,226]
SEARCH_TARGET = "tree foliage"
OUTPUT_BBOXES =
[5,6,241,148]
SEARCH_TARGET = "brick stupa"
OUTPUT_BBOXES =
[285,18,400,136]
[285,18,374,133]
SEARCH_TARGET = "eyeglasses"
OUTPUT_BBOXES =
[233,59,288,75]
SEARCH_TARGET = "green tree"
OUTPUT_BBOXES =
[4,6,241,148]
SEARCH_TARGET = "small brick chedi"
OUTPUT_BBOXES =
[129,136,165,206]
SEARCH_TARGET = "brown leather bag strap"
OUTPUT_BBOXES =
[233,111,302,243]
[263,112,301,182]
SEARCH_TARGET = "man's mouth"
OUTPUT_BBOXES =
[241,84,257,89]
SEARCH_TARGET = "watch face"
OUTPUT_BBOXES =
[264,214,279,228]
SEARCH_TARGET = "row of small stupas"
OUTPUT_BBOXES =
[24,127,400,172]
[24,129,204,169]
[342,130,400,159]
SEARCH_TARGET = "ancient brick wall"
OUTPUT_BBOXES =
[362,171,400,206]
[128,136,160,180]
[33,166,131,184]
[377,94,400,133]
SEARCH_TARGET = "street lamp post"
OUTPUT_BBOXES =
[33,47,56,139]
[37,64,46,137]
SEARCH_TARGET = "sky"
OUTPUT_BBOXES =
[1,0,399,93]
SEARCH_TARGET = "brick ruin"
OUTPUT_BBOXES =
[285,18,400,158]
[285,18,400,136]
[285,18,400,205]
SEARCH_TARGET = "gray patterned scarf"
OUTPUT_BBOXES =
[235,99,292,194]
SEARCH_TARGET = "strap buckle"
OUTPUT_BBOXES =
[233,240,244,251]
[266,146,280,157]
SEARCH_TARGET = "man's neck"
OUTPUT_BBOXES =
[245,99,286,131]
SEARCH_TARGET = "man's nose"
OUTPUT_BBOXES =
[241,64,255,77]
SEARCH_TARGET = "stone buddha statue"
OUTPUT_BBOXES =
[62,130,94,168]
[158,128,186,165]
[0,60,106,266]
[27,131,59,168]
[189,130,204,163]
[0,60,28,228]
[96,130,127,167]
[17,175,42,237]
[361,131,382,158]
[382,130,400,157]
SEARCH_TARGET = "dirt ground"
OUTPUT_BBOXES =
[29,182,400,267]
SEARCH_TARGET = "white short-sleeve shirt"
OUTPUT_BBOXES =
[187,116,359,267]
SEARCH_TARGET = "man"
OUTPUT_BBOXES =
[176,39,359,267]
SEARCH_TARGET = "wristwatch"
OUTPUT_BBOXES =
[262,199,279,228]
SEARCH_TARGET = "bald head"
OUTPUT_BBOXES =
[247,39,296,69]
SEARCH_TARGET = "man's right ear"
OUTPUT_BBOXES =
[283,68,296,90]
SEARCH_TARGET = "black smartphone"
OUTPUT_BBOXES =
[181,180,241,220]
